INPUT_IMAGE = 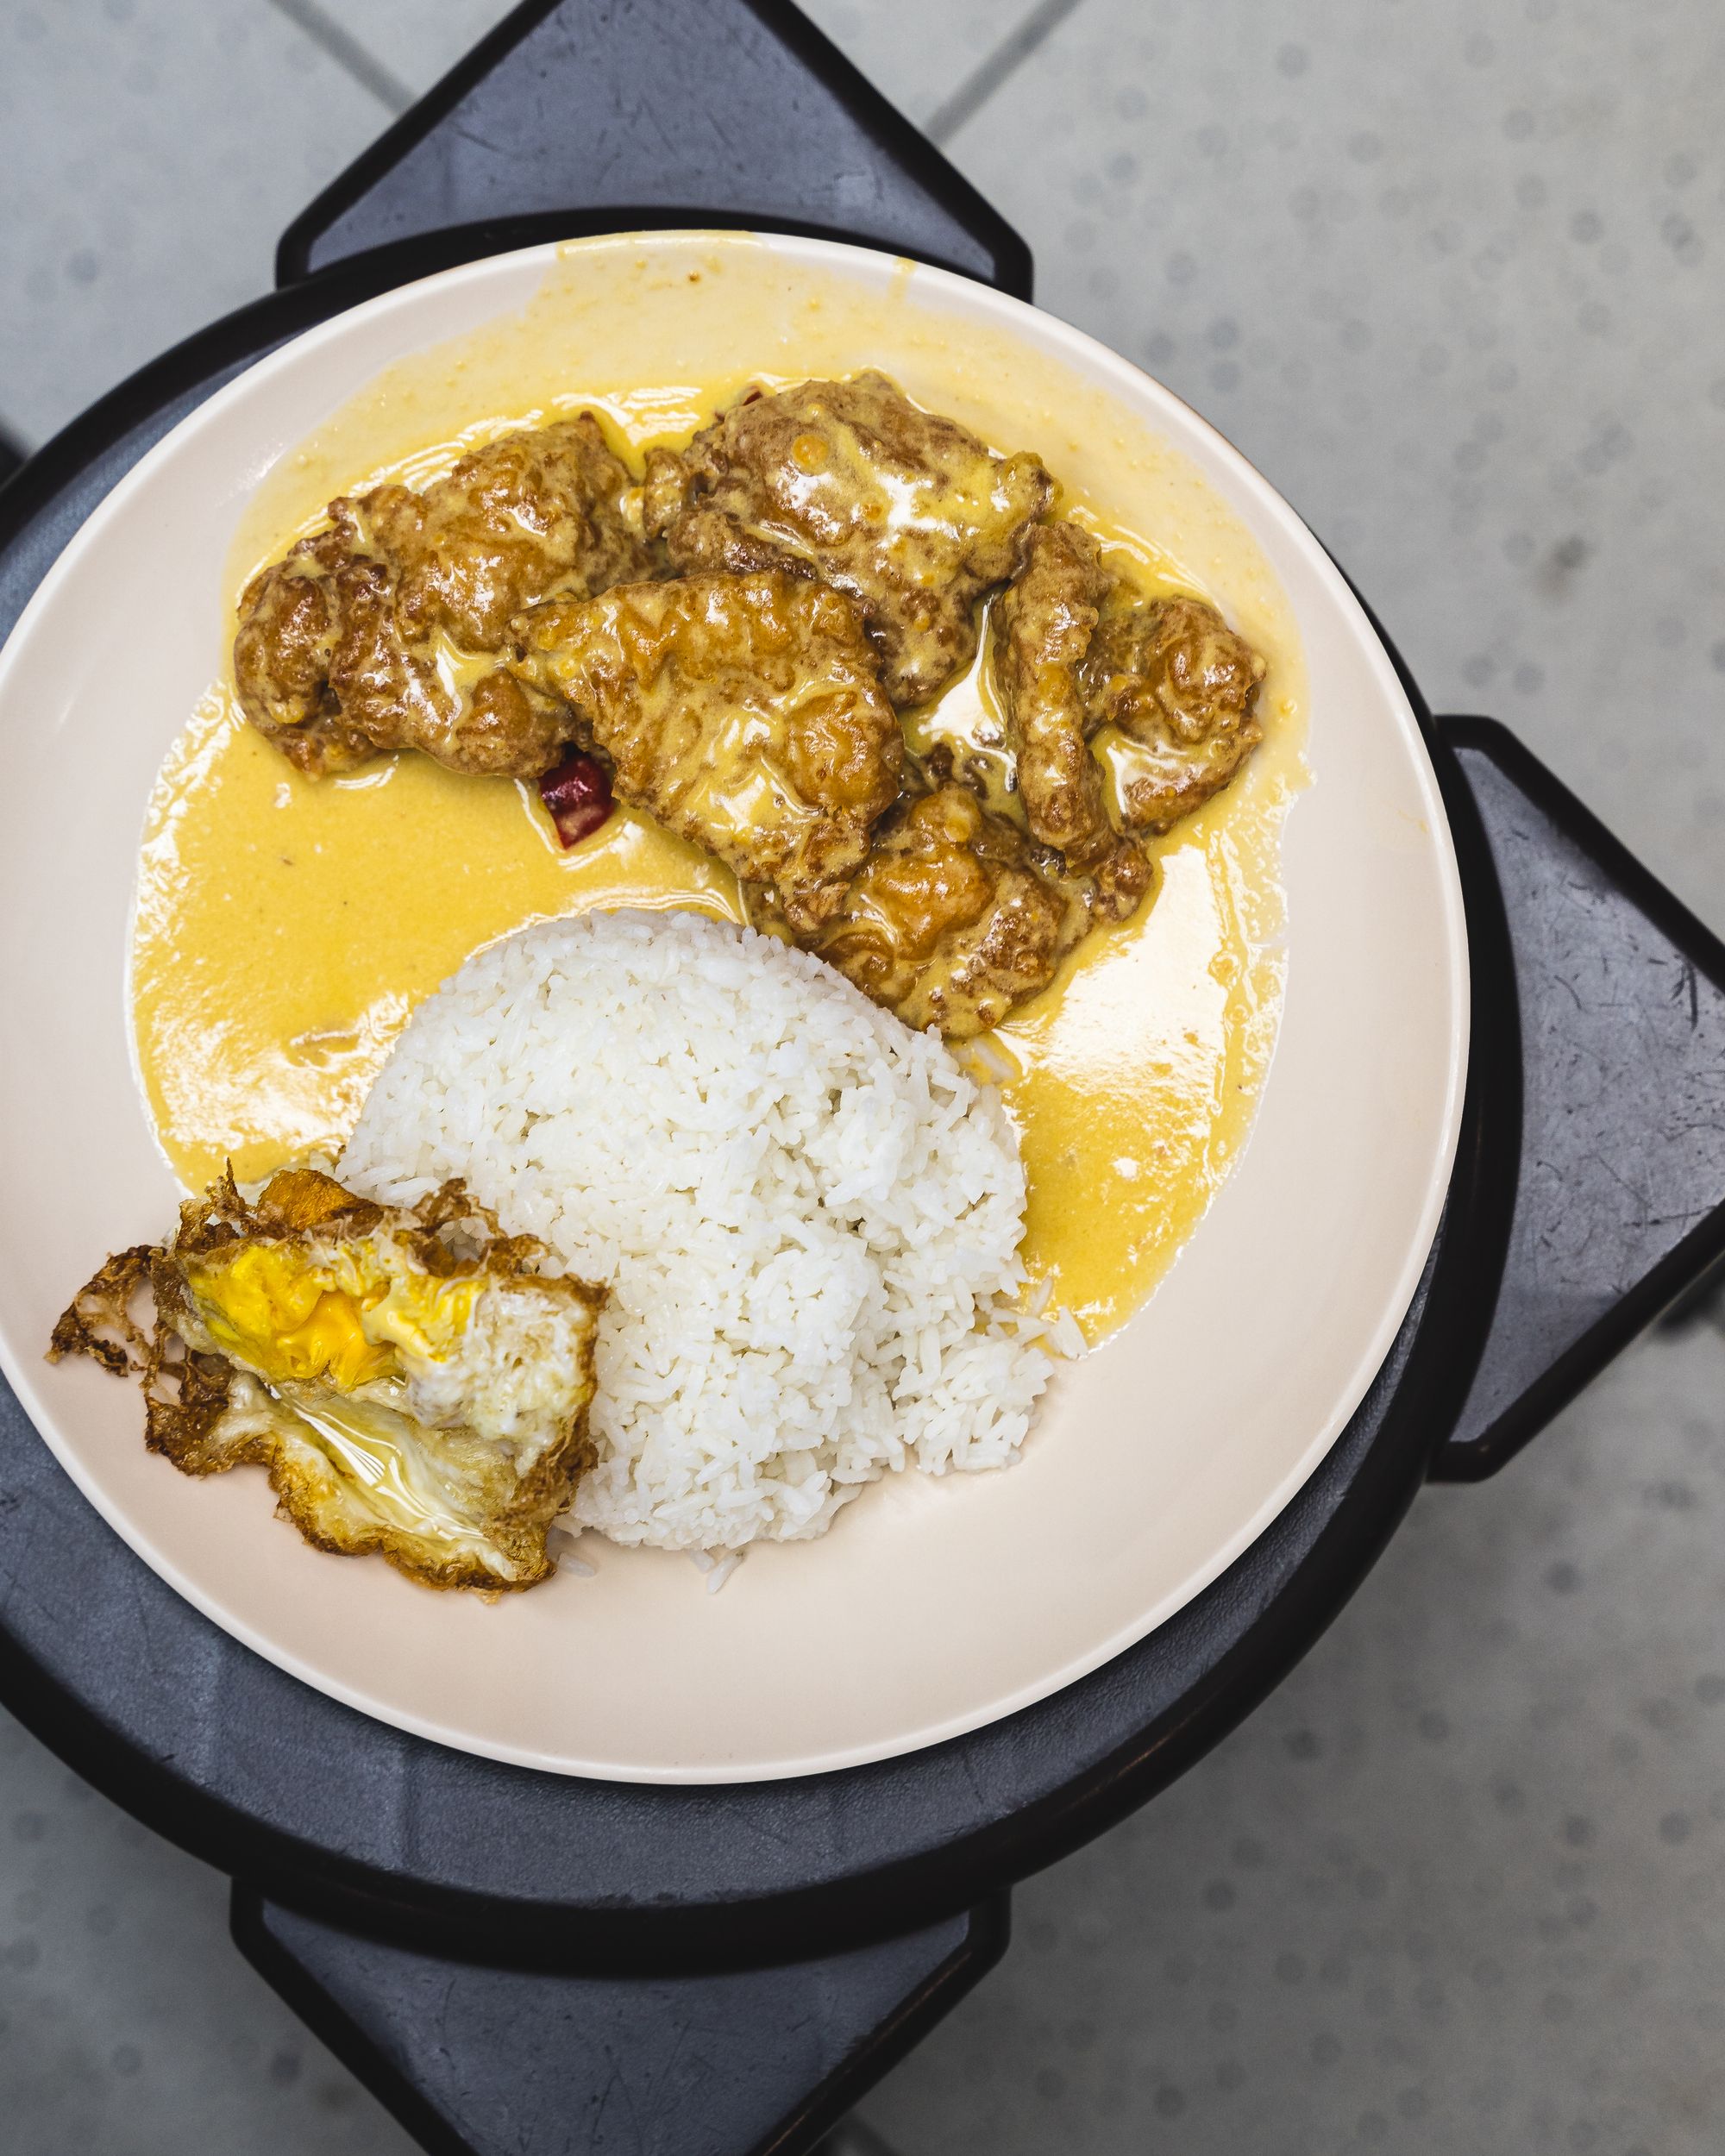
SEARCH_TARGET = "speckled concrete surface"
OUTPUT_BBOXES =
[2,3,1722,2152]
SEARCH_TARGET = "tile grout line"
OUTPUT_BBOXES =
[262,0,416,116]
[923,0,1088,147]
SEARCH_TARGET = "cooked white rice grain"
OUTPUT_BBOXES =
[341,909,1055,1551]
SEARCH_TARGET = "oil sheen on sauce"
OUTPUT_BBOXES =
[131,239,1308,1345]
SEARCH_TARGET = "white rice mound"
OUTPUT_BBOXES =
[341,909,1059,1551]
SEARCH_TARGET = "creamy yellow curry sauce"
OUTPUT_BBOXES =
[131,241,1307,1342]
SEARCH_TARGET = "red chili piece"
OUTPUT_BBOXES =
[537,749,614,849]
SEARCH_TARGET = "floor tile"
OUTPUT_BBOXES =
[0,0,394,448]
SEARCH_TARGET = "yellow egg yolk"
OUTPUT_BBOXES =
[181,1240,483,1394]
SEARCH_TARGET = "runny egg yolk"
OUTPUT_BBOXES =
[181,1240,483,1394]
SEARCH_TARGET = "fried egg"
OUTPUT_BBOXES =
[51,1167,605,1591]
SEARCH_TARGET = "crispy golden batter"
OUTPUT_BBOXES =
[368,423,647,649]
[234,415,651,779]
[788,784,1097,1037]
[51,1169,605,1592]
[514,570,903,933]
[643,372,1051,708]
[223,382,1262,1044]
[1080,592,1267,833]
[992,520,1151,920]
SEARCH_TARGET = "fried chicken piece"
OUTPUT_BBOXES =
[787,784,1096,1037]
[994,521,1111,862]
[643,372,1051,708]
[371,421,648,649]
[50,1168,605,1592]
[990,520,1152,922]
[1086,835,1157,923]
[513,570,903,933]
[1079,592,1267,833]
[234,415,651,779]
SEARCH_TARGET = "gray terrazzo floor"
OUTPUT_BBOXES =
[3,2,1723,2150]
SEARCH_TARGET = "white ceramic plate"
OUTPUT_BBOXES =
[0,234,1466,1783]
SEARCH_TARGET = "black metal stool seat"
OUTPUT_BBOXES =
[4,7,1724,2151]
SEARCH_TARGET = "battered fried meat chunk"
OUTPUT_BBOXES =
[643,372,1051,708]
[234,416,652,779]
[513,570,903,933]
[50,1168,605,1593]
[787,784,1095,1037]
[1079,592,1267,834]
[991,521,1151,920]
[994,520,1111,862]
